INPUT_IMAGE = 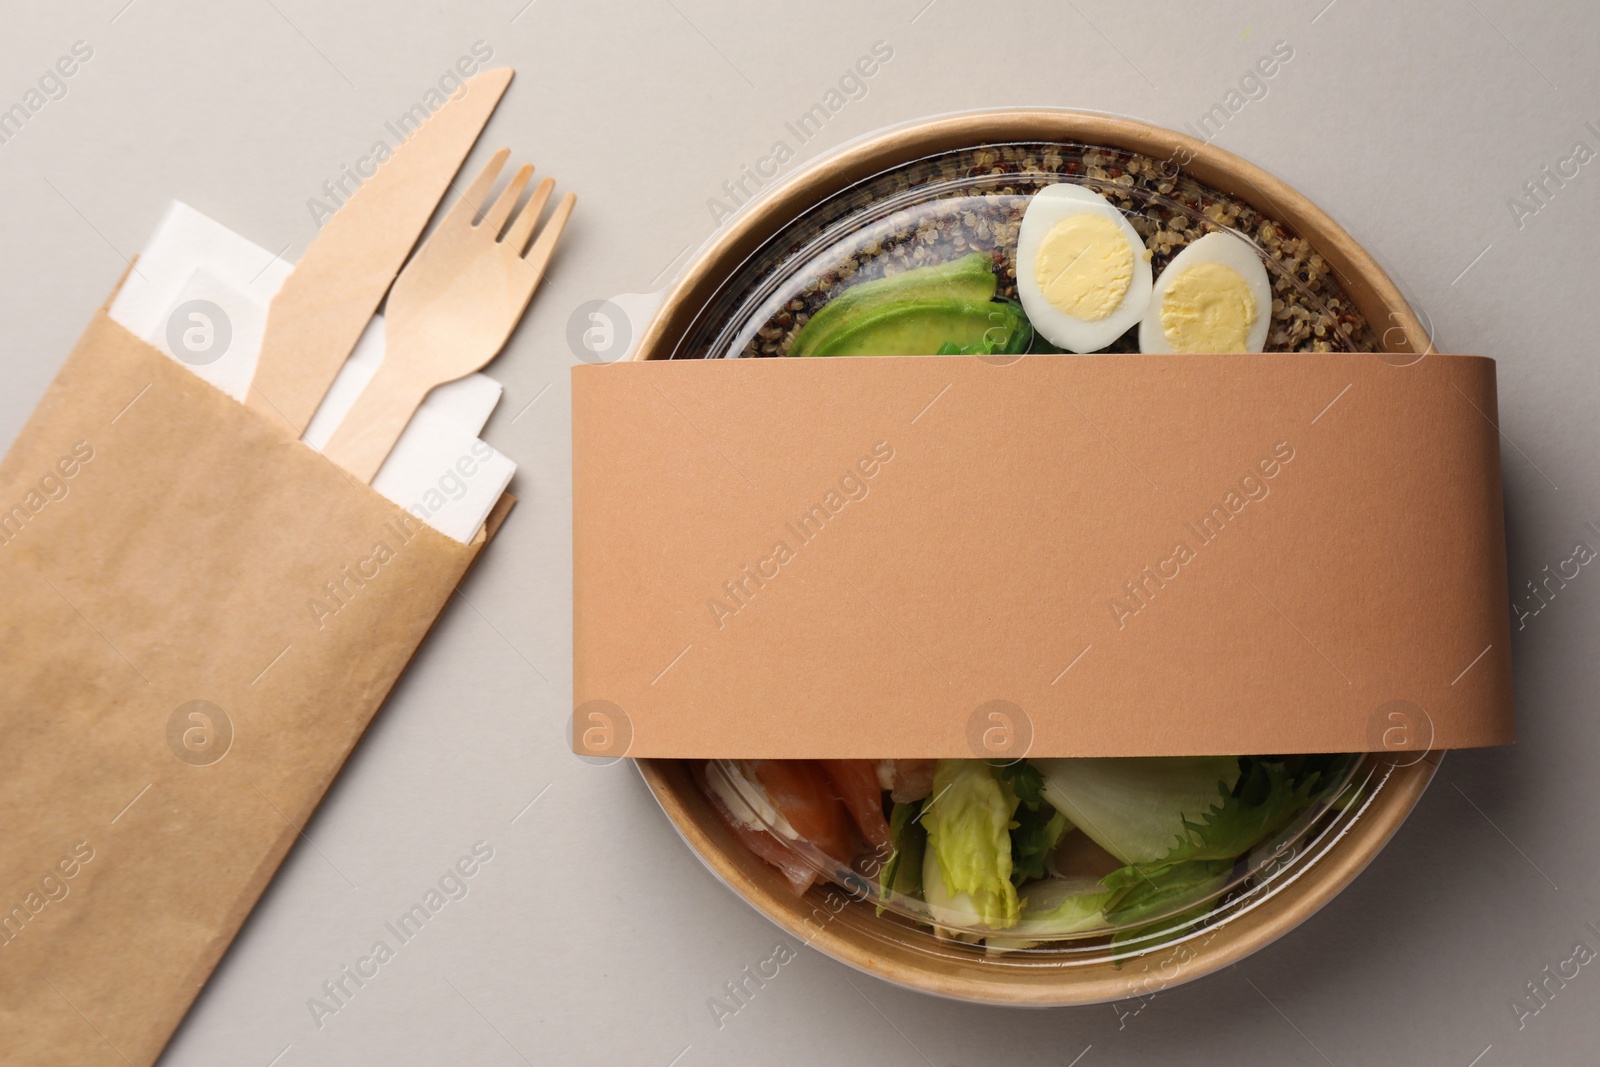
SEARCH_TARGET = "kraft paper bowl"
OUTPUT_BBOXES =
[631,109,1438,1006]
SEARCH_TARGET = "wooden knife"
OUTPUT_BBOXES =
[245,67,513,434]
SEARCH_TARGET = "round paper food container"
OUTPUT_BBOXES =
[631,109,1439,1006]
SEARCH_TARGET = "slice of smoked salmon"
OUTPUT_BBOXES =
[819,759,891,851]
[695,762,816,895]
[746,760,856,863]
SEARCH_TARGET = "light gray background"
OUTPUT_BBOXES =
[2,1,1596,1064]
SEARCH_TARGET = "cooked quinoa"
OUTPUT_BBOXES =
[686,142,1377,360]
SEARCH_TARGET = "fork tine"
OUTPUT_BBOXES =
[505,176,555,254]
[522,191,576,272]
[481,163,534,236]
[443,147,510,227]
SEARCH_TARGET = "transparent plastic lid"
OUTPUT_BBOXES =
[702,755,1366,949]
[670,136,1399,955]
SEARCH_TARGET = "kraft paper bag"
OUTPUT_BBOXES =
[0,295,509,1065]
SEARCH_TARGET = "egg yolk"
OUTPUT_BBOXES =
[1159,262,1257,353]
[1035,214,1134,321]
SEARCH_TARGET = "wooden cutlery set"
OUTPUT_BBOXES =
[0,66,566,1066]
[246,66,573,485]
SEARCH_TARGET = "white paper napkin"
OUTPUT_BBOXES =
[144,266,271,400]
[373,405,515,542]
[110,201,294,335]
[109,201,514,543]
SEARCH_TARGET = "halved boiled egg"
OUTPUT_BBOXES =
[1139,231,1272,354]
[1015,184,1153,353]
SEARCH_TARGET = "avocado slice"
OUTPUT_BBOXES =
[809,297,1032,358]
[789,252,998,358]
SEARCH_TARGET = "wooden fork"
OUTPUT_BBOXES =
[324,147,575,482]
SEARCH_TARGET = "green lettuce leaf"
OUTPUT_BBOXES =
[998,761,1070,886]
[1293,753,1364,811]
[1035,757,1243,865]
[1156,758,1320,864]
[920,760,1021,929]
[998,760,1047,809]
[1017,876,1114,934]
[877,801,926,913]
[1094,757,1349,947]
[1010,807,1069,887]
[1101,859,1233,926]
[985,876,1114,949]
[1108,896,1224,959]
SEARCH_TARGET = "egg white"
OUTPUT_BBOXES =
[1015,185,1153,354]
[1139,230,1273,354]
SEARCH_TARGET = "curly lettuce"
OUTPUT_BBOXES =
[1035,756,1242,865]
[1097,757,1345,939]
